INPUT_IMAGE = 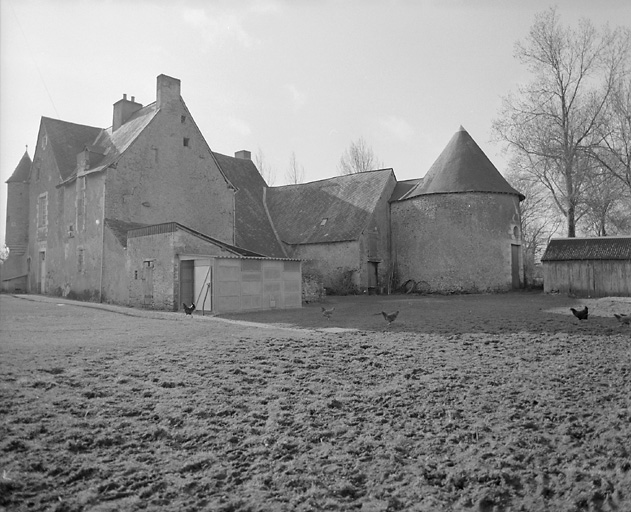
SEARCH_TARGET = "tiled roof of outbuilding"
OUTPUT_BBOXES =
[6,150,32,183]
[213,153,287,258]
[41,117,103,181]
[541,237,631,261]
[401,126,524,201]
[266,169,395,245]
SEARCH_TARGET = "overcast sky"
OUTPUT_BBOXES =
[1,0,630,246]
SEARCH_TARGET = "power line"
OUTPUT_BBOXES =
[8,0,61,119]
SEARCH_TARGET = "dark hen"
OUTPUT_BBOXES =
[570,306,588,321]
[382,311,399,326]
[321,306,335,320]
[183,303,196,316]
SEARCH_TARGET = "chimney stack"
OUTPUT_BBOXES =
[113,94,142,132]
[235,150,251,160]
[156,74,181,111]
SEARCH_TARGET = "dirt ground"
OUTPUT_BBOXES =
[1,291,630,512]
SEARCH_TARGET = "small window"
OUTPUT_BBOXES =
[181,115,186,124]
[183,137,190,147]
[320,218,327,226]
[77,248,85,273]
[37,193,48,227]
[134,270,138,280]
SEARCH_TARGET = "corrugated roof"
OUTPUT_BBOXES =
[401,126,524,201]
[266,169,395,245]
[41,117,102,181]
[104,218,148,248]
[541,237,631,261]
[213,153,287,258]
[6,150,32,183]
[127,221,264,257]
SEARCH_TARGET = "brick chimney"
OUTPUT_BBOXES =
[113,93,142,132]
[235,150,251,160]
[157,74,181,110]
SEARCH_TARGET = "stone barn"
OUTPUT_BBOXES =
[541,236,631,297]
[391,126,525,293]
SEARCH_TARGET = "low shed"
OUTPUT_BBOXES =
[126,222,302,313]
[541,236,631,297]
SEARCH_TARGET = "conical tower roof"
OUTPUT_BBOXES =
[401,126,524,201]
[6,149,32,183]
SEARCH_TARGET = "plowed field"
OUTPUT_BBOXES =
[1,292,630,511]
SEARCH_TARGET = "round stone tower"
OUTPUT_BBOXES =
[391,126,524,293]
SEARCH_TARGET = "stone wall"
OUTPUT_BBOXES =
[392,192,522,293]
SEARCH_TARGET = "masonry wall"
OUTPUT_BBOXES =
[104,103,235,245]
[291,241,360,293]
[101,226,128,305]
[2,182,30,291]
[392,192,522,293]
[127,229,236,311]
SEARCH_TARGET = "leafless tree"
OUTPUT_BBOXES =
[493,8,631,237]
[506,158,563,284]
[0,244,8,263]
[579,167,631,235]
[253,147,276,186]
[285,151,305,185]
[338,137,382,175]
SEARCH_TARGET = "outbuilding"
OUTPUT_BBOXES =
[125,222,302,313]
[541,236,631,297]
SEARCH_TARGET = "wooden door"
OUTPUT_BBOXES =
[38,251,46,294]
[511,244,520,289]
[143,261,154,306]
[180,260,194,308]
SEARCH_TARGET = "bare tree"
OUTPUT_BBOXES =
[579,168,631,235]
[285,151,305,185]
[253,147,276,186]
[590,76,631,191]
[338,137,382,175]
[506,158,563,285]
[492,8,631,237]
[0,244,8,263]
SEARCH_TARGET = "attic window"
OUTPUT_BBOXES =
[320,218,328,226]
[183,137,190,147]
[181,115,186,124]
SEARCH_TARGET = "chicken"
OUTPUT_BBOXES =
[614,313,631,326]
[570,306,588,321]
[321,306,335,320]
[183,302,196,316]
[382,311,399,326]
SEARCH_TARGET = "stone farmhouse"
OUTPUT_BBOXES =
[2,74,524,311]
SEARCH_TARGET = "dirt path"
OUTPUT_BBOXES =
[1,293,630,511]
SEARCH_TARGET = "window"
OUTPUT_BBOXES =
[37,193,48,227]
[181,115,186,124]
[76,177,86,231]
[77,248,85,273]
[183,137,190,147]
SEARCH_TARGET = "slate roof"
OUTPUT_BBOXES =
[400,126,524,201]
[265,169,395,245]
[41,117,103,181]
[213,153,286,258]
[6,150,32,183]
[541,237,631,261]
[390,178,421,202]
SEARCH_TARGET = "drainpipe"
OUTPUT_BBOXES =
[98,177,106,303]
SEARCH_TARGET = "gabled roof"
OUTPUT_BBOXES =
[41,117,102,181]
[213,153,286,258]
[87,103,159,174]
[400,126,524,201]
[265,169,395,245]
[6,150,32,183]
[126,221,265,257]
[541,237,631,261]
